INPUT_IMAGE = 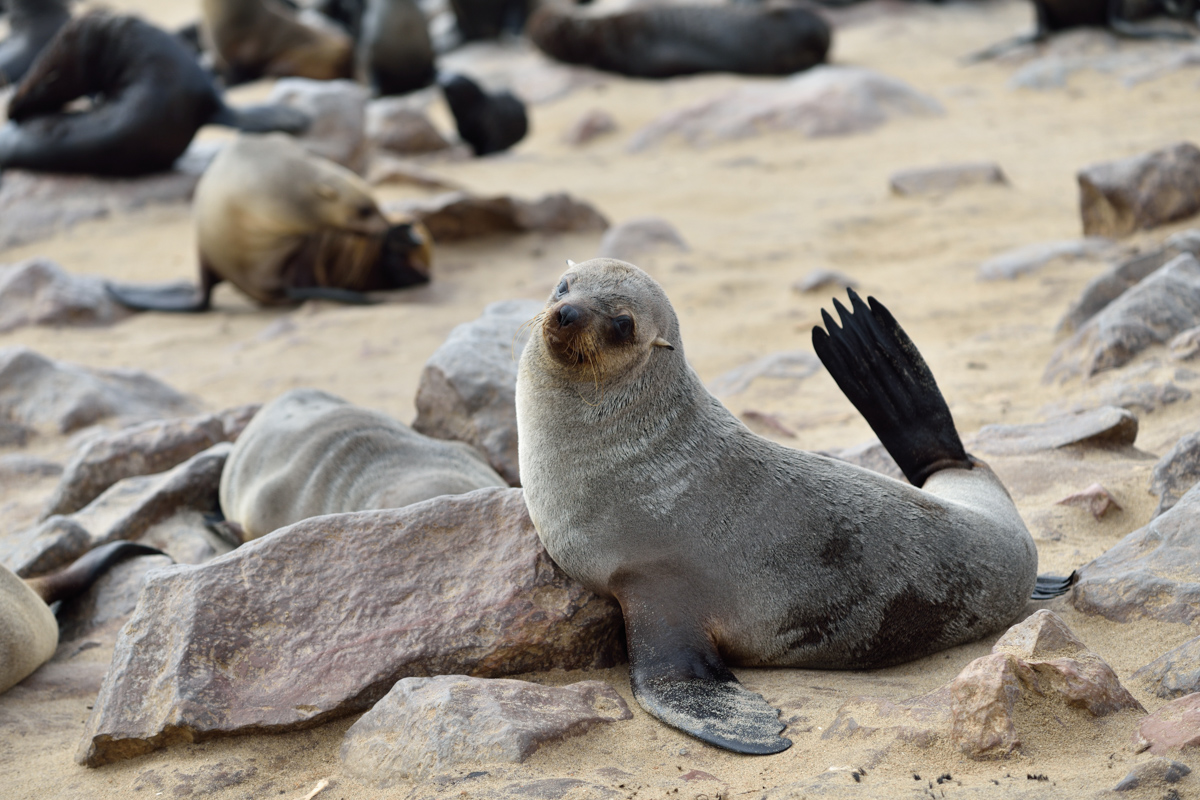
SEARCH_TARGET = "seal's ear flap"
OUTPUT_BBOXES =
[653,337,675,351]
[566,259,577,267]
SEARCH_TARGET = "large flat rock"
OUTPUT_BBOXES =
[1078,142,1200,238]
[967,406,1138,455]
[77,487,624,767]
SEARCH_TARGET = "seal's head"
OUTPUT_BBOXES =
[536,258,679,385]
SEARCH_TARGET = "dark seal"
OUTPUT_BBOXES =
[0,0,70,85]
[0,11,311,176]
[528,2,830,78]
[440,73,529,156]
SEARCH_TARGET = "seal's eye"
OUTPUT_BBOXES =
[612,315,634,341]
[556,278,569,297]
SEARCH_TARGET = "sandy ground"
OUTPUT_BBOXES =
[3,0,1200,797]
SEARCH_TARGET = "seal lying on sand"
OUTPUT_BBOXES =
[0,0,69,85]
[219,388,507,541]
[2,541,163,694]
[440,73,528,156]
[107,134,432,312]
[527,2,830,78]
[0,12,310,176]
[517,260,1061,754]
[201,0,354,85]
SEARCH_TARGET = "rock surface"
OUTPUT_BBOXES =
[77,488,624,766]
[387,192,609,241]
[1172,325,1200,361]
[1072,482,1200,623]
[1133,693,1200,754]
[967,406,1138,455]
[0,259,134,333]
[56,553,175,644]
[977,238,1112,281]
[563,109,618,146]
[1112,757,1192,792]
[1055,483,1121,519]
[889,162,1007,196]
[267,78,368,173]
[366,99,452,155]
[340,676,631,784]
[1133,637,1200,699]
[0,347,195,434]
[412,300,542,486]
[629,66,943,151]
[41,405,259,519]
[1046,254,1200,380]
[708,351,823,396]
[1150,431,1200,517]
[1078,142,1200,238]
[595,217,688,262]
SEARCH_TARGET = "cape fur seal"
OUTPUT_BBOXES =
[219,388,507,540]
[516,259,1058,754]
[107,134,432,312]
[0,0,69,85]
[201,0,354,85]
[440,73,529,156]
[358,0,436,95]
[0,12,310,176]
[527,3,830,79]
[2,541,163,694]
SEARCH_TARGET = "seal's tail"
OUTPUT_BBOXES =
[812,289,972,487]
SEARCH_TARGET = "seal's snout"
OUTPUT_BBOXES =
[557,304,580,327]
[543,300,596,367]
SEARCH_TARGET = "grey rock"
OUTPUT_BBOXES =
[366,99,452,155]
[977,238,1112,282]
[1132,637,1200,699]
[413,299,542,486]
[563,109,618,146]
[1150,431,1200,517]
[57,553,174,644]
[1113,757,1191,791]
[0,347,195,434]
[387,191,609,242]
[792,269,858,294]
[77,488,624,766]
[1099,380,1191,414]
[0,259,134,334]
[267,78,368,173]
[890,162,1007,197]
[41,404,259,519]
[629,66,942,151]
[708,350,822,397]
[1,517,90,578]
[137,511,233,566]
[0,455,61,478]
[968,406,1138,455]
[0,169,200,251]
[1073,482,1200,623]
[340,676,631,784]
[1046,254,1200,381]
[1172,325,1200,361]
[820,439,905,482]
[1079,142,1200,238]
[596,216,688,262]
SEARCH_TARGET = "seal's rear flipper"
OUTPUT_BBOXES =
[211,103,312,135]
[106,280,210,312]
[1031,570,1078,600]
[623,594,791,755]
[812,289,972,487]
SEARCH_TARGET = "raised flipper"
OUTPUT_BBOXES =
[106,279,210,312]
[209,102,312,135]
[812,289,972,487]
[1031,570,1078,600]
[283,286,379,305]
[621,591,790,755]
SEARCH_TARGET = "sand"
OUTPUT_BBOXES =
[2,0,1200,797]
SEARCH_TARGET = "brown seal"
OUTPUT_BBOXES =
[201,0,354,85]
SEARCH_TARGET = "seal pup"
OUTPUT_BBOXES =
[440,73,529,156]
[0,12,311,176]
[201,0,354,85]
[356,0,436,96]
[527,2,830,78]
[0,0,69,86]
[106,134,432,312]
[516,260,1047,754]
[2,541,163,694]
[219,388,507,541]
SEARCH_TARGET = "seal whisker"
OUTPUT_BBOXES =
[513,311,545,362]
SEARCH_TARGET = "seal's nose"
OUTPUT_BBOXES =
[558,304,580,327]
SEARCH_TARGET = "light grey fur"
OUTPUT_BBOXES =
[220,388,506,540]
[517,259,1038,671]
[0,564,56,694]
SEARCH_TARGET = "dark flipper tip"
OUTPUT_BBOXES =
[1031,570,1078,600]
[633,675,792,755]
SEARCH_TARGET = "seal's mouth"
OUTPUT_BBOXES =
[543,300,602,369]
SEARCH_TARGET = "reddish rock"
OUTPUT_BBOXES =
[1078,142,1200,238]
[1056,483,1121,519]
[949,652,1027,756]
[340,676,631,784]
[77,488,624,767]
[1133,693,1200,754]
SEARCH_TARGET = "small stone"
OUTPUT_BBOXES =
[1150,431,1200,517]
[267,78,368,173]
[1113,757,1191,791]
[792,269,858,293]
[1172,326,1200,361]
[387,191,608,242]
[1132,636,1200,699]
[1078,142,1200,238]
[563,109,618,146]
[1133,693,1200,754]
[596,217,688,262]
[977,238,1112,282]
[413,299,544,486]
[968,406,1138,455]
[366,99,452,155]
[708,351,822,397]
[889,162,1007,197]
[340,676,631,784]
[0,258,134,334]
[1055,483,1121,519]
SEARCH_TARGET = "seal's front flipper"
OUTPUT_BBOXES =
[105,280,210,312]
[283,286,379,305]
[622,594,790,755]
[211,103,312,135]
[812,289,972,487]
[1031,570,1078,600]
